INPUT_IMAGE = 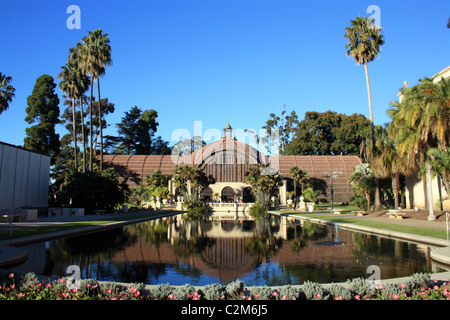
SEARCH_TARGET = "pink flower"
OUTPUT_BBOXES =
[272,292,278,297]
[434,285,439,290]
[315,293,321,299]
[246,296,252,300]
[281,295,286,300]
[255,294,260,299]
[18,293,24,298]
[9,273,14,279]
[354,295,360,300]
[400,283,405,289]
[334,296,342,300]
[392,294,399,300]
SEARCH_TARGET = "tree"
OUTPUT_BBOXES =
[371,132,414,210]
[388,77,450,206]
[286,111,371,155]
[245,164,284,206]
[58,59,90,171]
[345,16,384,210]
[172,166,210,201]
[0,72,15,115]
[349,163,376,211]
[261,106,298,155]
[76,29,112,171]
[289,166,309,203]
[24,74,60,164]
[112,106,166,155]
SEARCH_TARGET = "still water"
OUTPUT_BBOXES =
[12,214,445,286]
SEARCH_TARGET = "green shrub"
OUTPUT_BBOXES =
[183,201,209,221]
[201,283,227,300]
[249,202,269,221]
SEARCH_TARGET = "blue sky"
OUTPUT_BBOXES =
[1,0,449,149]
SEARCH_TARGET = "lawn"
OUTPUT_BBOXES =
[286,212,448,240]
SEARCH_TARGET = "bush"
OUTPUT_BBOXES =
[249,202,269,221]
[1,272,447,301]
[60,169,128,214]
[351,196,368,211]
[183,201,209,221]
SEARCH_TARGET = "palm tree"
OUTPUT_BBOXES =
[77,29,112,172]
[372,133,414,210]
[289,166,309,202]
[67,46,91,173]
[0,73,15,115]
[58,63,79,171]
[345,16,384,210]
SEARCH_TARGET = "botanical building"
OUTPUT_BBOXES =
[103,123,362,205]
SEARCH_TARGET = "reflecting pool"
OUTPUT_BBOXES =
[11,214,447,286]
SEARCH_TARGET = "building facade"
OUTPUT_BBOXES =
[0,141,50,216]
[104,124,361,205]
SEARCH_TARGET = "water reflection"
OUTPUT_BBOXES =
[11,214,446,286]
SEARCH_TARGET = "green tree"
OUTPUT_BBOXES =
[245,164,284,206]
[24,74,60,164]
[0,72,15,115]
[76,29,112,171]
[261,106,298,155]
[349,163,376,211]
[345,16,384,210]
[113,106,165,155]
[286,111,371,155]
[58,59,90,171]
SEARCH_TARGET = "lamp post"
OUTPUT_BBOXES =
[330,182,334,213]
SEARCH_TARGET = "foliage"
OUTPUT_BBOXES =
[286,111,371,156]
[173,166,210,201]
[0,72,16,115]
[245,164,283,206]
[108,106,170,155]
[59,168,128,213]
[350,196,368,211]
[182,200,209,221]
[1,272,448,300]
[301,280,329,300]
[248,202,270,221]
[24,74,61,164]
[302,187,322,203]
[201,283,227,300]
[349,163,376,211]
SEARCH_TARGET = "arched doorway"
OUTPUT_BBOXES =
[201,187,213,202]
[221,186,234,202]
[243,186,255,203]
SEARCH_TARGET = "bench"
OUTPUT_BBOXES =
[351,211,367,216]
[387,211,405,219]
[332,209,344,214]
[93,210,106,215]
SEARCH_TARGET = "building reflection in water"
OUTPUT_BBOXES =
[10,213,444,286]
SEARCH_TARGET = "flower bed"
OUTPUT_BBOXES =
[0,271,449,300]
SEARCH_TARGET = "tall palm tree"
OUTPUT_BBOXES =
[78,29,112,172]
[58,63,79,171]
[68,46,91,173]
[345,16,384,210]
[0,73,15,115]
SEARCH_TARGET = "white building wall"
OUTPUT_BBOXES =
[0,142,50,213]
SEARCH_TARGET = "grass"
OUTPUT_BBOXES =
[287,212,448,240]
[0,210,179,241]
